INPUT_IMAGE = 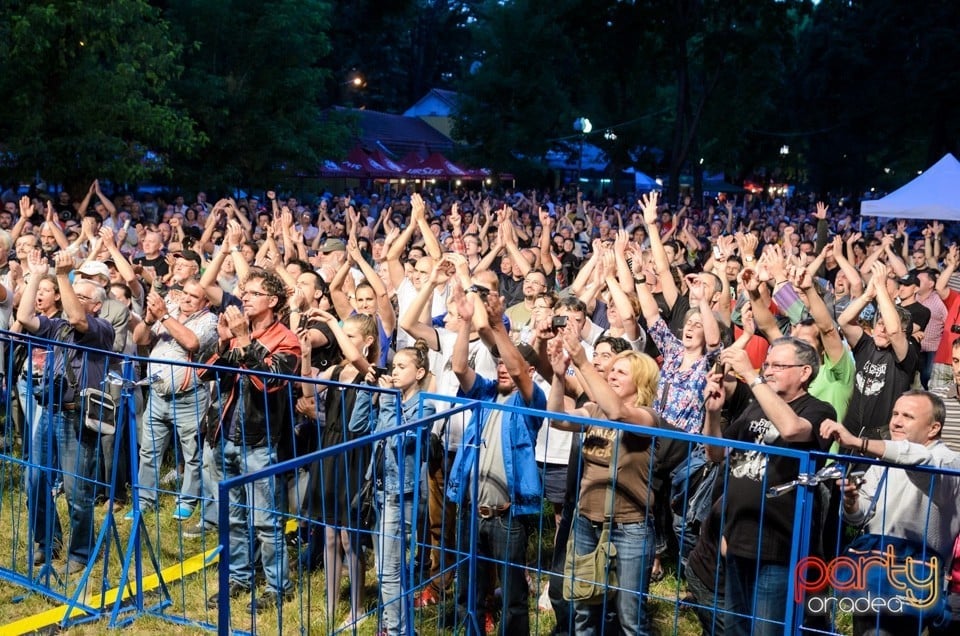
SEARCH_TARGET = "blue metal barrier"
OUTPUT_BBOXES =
[3,329,959,636]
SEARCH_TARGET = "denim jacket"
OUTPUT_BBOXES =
[352,390,436,495]
[446,376,547,515]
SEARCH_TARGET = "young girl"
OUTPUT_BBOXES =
[306,311,378,630]
[356,342,435,636]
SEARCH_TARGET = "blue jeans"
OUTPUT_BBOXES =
[457,513,531,634]
[22,378,63,555]
[724,555,789,636]
[137,387,209,510]
[375,494,415,636]
[217,440,290,594]
[201,441,222,528]
[56,410,100,563]
[572,514,656,636]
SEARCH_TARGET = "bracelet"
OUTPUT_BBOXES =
[860,437,868,455]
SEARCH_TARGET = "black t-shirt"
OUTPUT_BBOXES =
[722,392,836,563]
[665,293,692,339]
[843,334,920,438]
[499,274,524,307]
[134,254,169,279]
[903,301,931,333]
[306,320,342,373]
[55,202,76,222]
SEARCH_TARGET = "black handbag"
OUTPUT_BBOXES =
[351,441,385,530]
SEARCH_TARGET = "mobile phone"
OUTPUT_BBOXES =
[551,315,568,330]
[712,245,723,260]
[122,218,131,232]
[373,366,390,377]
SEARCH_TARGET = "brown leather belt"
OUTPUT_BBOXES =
[477,503,511,519]
[60,402,79,412]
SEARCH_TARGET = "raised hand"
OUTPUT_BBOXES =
[216,312,233,342]
[27,249,50,276]
[546,334,569,378]
[946,244,960,269]
[223,305,250,338]
[19,195,33,219]
[738,266,760,293]
[814,201,828,220]
[560,323,587,366]
[639,191,660,226]
[53,250,75,275]
[99,226,117,248]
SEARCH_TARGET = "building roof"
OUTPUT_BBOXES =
[337,106,455,157]
[403,89,459,117]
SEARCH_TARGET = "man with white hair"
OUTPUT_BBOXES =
[16,250,114,577]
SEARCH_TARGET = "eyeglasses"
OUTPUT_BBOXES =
[75,294,95,303]
[241,289,273,299]
[761,362,807,372]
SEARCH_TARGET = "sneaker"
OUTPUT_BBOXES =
[57,559,87,579]
[414,586,440,608]
[537,583,552,610]
[206,581,250,609]
[182,521,216,539]
[33,543,63,566]
[171,505,194,520]
[160,468,180,486]
[337,613,370,631]
[247,589,293,614]
[481,611,496,634]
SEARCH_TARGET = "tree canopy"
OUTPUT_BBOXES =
[1,0,958,197]
[0,0,203,191]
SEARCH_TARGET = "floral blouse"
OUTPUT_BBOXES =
[649,316,721,433]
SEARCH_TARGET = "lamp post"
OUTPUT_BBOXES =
[573,117,592,185]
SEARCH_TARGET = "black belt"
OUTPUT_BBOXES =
[159,389,195,400]
[478,503,511,519]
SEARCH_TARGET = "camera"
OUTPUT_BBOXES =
[952,325,960,334]
[551,315,568,330]
[467,284,490,299]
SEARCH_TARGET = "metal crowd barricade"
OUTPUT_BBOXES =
[2,326,958,636]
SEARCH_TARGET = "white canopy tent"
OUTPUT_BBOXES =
[861,153,960,220]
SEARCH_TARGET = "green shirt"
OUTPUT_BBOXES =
[809,345,856,423]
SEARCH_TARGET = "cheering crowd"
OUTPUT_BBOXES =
[2,181,960,635]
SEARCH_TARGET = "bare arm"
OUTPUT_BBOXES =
[721,348,814,442]
[640,192,678,308]
[564,327,658,426]
[328,259,357,320]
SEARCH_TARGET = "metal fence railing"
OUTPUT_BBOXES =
[1,329,957,635]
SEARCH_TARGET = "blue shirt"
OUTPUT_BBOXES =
[446,375,547,515]
[351,390,436,495]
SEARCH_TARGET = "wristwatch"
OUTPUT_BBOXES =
[749,375,765,388]
[160,313,172,323]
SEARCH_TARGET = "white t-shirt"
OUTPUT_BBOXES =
[533,374,572,464]
[396,278,449,349]
[429,328,497,450]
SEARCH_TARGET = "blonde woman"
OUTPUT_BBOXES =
[547,329,667,636]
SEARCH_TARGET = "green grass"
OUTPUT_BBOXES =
[0,451,800,636]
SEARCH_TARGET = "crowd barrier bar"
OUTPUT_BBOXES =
[3,327,957,635]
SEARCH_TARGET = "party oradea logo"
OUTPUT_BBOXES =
[794,545,941,615]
